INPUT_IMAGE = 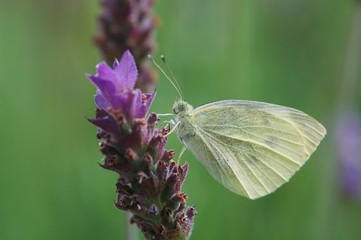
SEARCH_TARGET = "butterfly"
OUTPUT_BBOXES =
[149,55,326,199]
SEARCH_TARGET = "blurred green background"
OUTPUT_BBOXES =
[1,0,361,239]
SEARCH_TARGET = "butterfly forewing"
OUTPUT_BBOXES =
[186,100,326,199]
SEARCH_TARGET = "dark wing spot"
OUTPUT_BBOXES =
[246,154,259,166]
[266,136,277,148]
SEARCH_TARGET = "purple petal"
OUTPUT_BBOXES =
[114,50,138,90]
[130,89,144,119]
[130,89,143,119]
[88,74,116,101]
[95,89,112,109]
[87,117,121,136]
[143,89,156,114]
[144,89,157,106]
[111,93,129,113]
[112,89,143,120]
[95,108,109,118]
[96,62,117,81]
[135,89,156,118]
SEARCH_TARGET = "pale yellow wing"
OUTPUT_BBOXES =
[186,100,326,199]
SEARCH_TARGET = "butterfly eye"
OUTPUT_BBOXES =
[173,107,180,114]
[178,103,186,111]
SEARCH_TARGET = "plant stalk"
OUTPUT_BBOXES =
[126,212,138,240]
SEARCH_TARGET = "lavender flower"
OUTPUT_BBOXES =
[87,50,196,240]
[337,111,361,199]
[94,0,156,92]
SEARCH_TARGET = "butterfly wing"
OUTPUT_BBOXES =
[185,100,326,199]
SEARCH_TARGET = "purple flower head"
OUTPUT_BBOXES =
[87,50,155,120]
[337,111,361,199]
[87,50,195,239]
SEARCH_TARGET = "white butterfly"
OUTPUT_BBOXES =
[150,55,326,199]
[172,99,326,199]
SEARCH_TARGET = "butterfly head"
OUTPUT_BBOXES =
[173,99,193,116]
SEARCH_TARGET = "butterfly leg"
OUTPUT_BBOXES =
[156,114,177,130]
[157,113,175,118]
[177,145,187,165]
[169,119,176,126]
[163,121,180,138]
[157,121,172,130]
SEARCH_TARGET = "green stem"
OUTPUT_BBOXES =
[125,212,138,240]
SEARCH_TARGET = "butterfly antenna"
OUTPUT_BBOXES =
[160,55,183,100]
[148,54,182,99]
